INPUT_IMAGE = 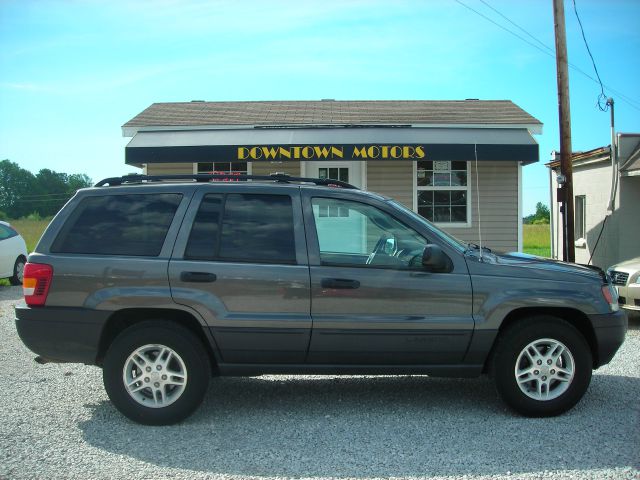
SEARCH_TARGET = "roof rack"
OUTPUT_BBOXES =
[94,173,359,189]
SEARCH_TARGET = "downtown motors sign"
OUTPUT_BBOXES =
[237,145,426,161]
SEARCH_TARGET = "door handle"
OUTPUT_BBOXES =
[180,271,217,283]
[321,278,360,289]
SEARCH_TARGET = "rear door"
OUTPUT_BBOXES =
[169,184,311,364]
[302,190,474,365]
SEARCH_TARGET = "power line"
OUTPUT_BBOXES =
[478,0,554,54]
[452,0,640,113]
[571,0,607,111]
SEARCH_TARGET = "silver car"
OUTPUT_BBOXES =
[608,257,640,316]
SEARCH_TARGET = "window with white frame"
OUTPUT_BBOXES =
[575,195,586,239]
[196,162,248,175]
[416,160,469,224]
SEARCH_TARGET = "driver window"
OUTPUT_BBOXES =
[311,197,427,268]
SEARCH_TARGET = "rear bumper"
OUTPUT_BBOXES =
[589,310,628,368]
[15,303,109,364]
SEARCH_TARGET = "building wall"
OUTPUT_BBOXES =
[550,160,621,269]
[618,176,640,263]
[251,162,300,177]
[367,161,519,253]
[145,162,192,175]
[365,161,414,209]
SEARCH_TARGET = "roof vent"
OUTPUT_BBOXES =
[191,100,205,102]
[465,98,479,101]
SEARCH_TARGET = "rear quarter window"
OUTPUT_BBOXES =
[51,193,182,256]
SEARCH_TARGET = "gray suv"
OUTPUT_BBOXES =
[15,174,627,425]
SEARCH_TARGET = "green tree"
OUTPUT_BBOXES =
[533,202,550,224]
[0,160,93,219]
[0,159,38,218]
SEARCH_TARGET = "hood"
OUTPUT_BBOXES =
[468,250,606,282]
[608,257,640,272]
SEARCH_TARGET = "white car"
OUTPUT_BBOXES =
[0,221,28,285]
[608,257,640,316]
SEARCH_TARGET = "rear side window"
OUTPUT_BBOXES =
[185,193,296,264]
[51,193,182,256]
[0,224,18,240]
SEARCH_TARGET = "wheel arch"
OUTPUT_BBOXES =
[96,308,220,372]
[484,307,599,372]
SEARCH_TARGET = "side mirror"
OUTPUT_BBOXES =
[422,244,453,273]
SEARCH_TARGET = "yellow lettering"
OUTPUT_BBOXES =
[367,146,380,158]
[331,146,344,158]
[238,147,250,160]
[250,147,262,160]
[353,146,368,158]
[302,146,314,159]
[403,146,413,158]
[278,147,291,159]
[292,147,301,159]
[313,146,332,159]
[390,146,402,158]
[415,145,426,158]
[261,146,279,159]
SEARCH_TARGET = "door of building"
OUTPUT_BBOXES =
[304,161,363,189]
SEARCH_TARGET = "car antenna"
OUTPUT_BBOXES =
[475,143,484,261]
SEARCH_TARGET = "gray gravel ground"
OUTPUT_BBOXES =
[1,285,638,480]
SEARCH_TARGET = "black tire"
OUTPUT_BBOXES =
[9,256,25,286]
[103,320,211,425]
[491,316,592,417]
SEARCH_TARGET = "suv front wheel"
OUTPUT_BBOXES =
[103,321,211,425]
[491,316,592,417]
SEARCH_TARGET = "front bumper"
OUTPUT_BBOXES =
[589,310,628,368]
[15,303,110,364]
[617,283,640,311]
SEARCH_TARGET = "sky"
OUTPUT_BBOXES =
[1,0,639,215]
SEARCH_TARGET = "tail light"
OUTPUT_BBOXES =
[601,284,619,312]
[23,263,53,307]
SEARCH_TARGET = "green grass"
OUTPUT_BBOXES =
[9,218,53,252]
[523,224,551,257]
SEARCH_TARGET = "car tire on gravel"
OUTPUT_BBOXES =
[103,320,211,425]
[492,316,592,417]
[9,256,25,286]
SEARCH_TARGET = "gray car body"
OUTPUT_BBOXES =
[15,182,627,375]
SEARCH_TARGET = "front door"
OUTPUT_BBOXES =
[302,192,474,365]
[304,161,363,189]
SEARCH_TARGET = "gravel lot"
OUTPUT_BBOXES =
[1,284,638,480]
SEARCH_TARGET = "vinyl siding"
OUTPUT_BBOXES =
[251,162,300,177]
[367,161,519,253]
[144,163,192,175]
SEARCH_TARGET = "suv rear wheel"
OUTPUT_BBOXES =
[103,321,211,425]
[492,316,592,417]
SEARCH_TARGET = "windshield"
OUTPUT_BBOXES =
[387,199,467,253]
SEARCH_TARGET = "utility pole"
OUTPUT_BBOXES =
[553,0,575,262]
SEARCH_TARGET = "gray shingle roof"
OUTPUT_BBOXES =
[123,100,541,128]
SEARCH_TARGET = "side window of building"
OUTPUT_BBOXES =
[51,194,183,256]
[575,195,586,239]
[416,161,468,224]
[185,193,296,264]
[197,162,248,178]
[311,197,427,269]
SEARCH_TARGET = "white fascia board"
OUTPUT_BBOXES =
[122,122,543,138]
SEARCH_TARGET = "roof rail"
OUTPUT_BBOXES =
[94,173,359,189]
